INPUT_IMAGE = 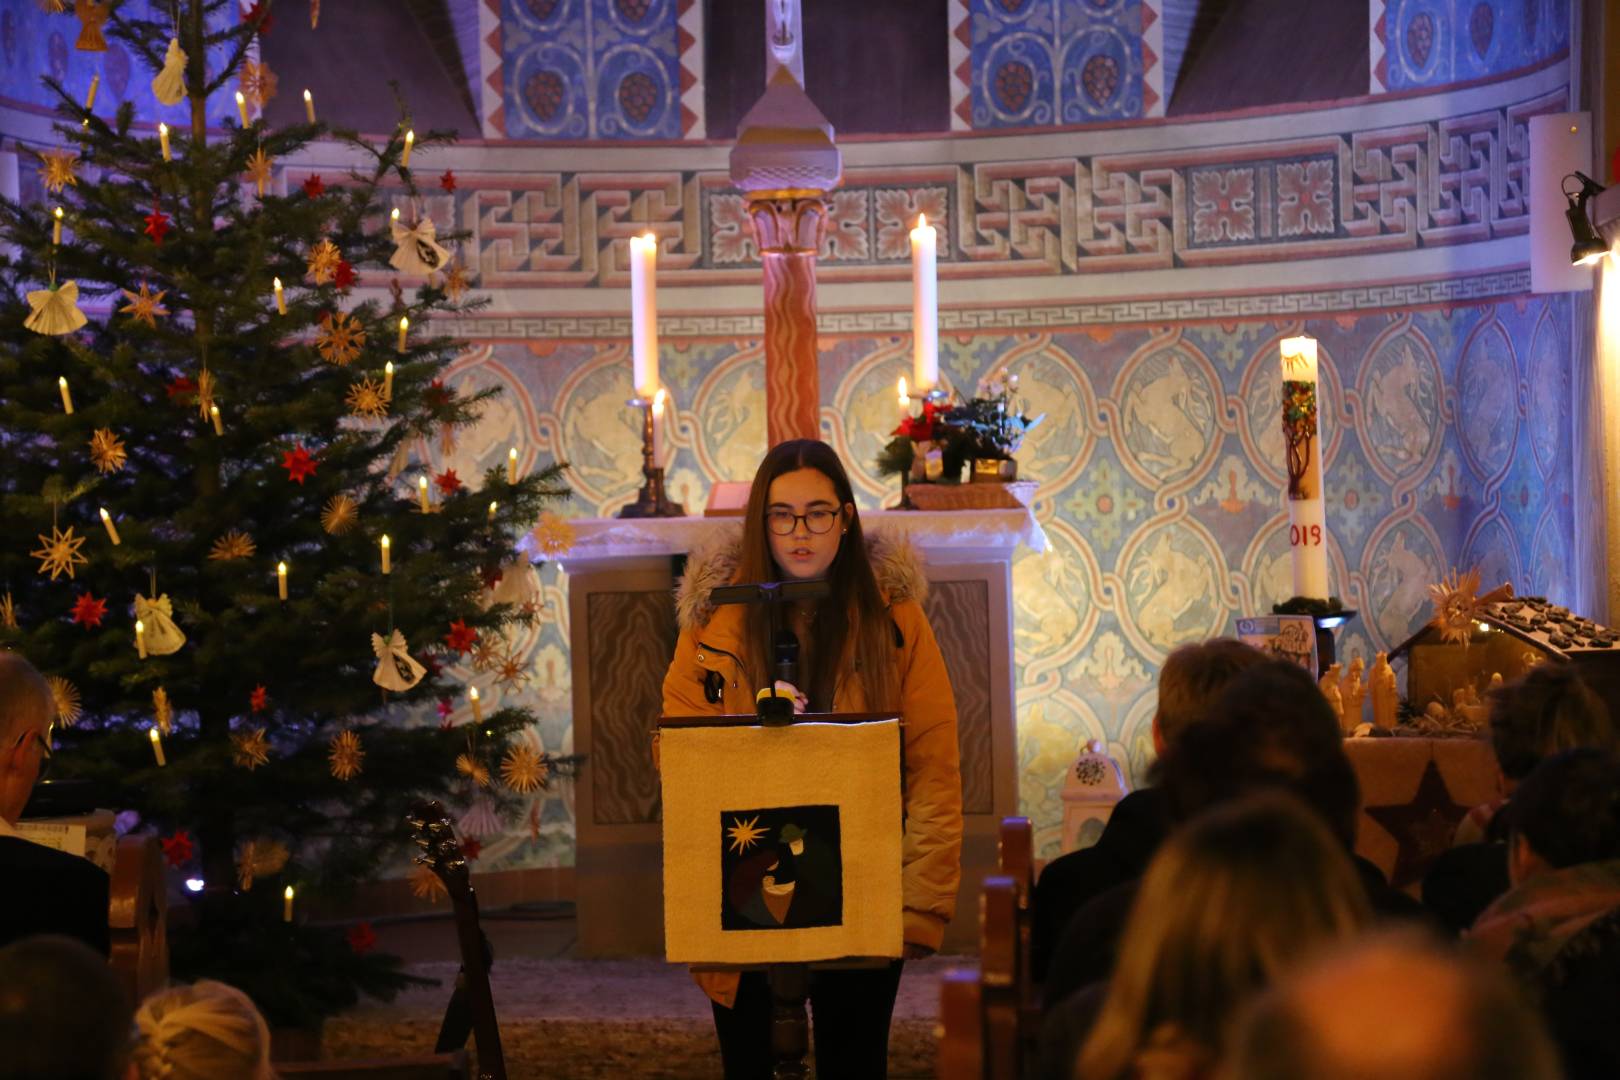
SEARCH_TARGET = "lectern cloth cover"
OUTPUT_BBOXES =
[661,718,904,964]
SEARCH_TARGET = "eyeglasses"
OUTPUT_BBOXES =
[766,509,840,536]
[14,725,52,779]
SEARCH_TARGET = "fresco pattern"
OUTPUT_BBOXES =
[427,293,1574,863]
[1372,0,1568,93]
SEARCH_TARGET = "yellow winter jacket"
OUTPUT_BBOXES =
[659,527,964,1005]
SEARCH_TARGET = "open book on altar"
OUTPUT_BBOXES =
[658,713,904,965]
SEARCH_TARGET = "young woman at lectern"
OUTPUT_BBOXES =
[661,438,963,1078]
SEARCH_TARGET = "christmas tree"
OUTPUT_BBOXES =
[0,0,570,1025]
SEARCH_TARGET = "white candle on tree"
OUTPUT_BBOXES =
[629,233,659,398]
[910,214,938,395]
[158,122,171,161]
[1281,335,1329,600]
[380,534,391,575]
[149,725,166,767]
[303,89,315,124]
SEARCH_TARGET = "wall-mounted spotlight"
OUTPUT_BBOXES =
[1565,171,1609,266]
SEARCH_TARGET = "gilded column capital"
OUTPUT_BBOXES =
[746,194,828,255]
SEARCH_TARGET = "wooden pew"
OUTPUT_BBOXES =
[108,834,167,1004]
[996,815,1039,1049]
[937,968,984,1080]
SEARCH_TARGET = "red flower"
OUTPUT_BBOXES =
[434,469,463,496]
[244,1,274,33]
[436,697,454,720]
[249,685,269,713]
[440,170,457,193]
[281,445,318,484]
[444,619,477,656]
[166,375,198,401]
[143,203,171,245]
[70,592,107,628]
[160,830,194,868]
[893,400,943,441]
[346,921,377,955]
[479,564,503,591]
[461,837,482,861]
[302,174,325,198]
[424,379,451,409]
[333,259,357,291]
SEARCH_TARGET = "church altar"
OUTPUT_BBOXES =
[544,508,1045,956]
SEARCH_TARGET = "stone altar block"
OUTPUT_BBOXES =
[554,509,1045,956]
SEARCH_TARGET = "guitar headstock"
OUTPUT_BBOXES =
[406,799,472,899]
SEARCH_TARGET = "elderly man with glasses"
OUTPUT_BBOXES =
[0,651,109,955]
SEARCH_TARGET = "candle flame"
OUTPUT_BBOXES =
[381,534,390,549]
[469,687,480,702]
[273,276,282,289]
[284,885,294,900]
[53,207,62,220]
[235,91,245,104]
[917,213,926,229]
[303,89,312,103]
[400,315,409,330]
[277,561,287,574]
[159,122,167,135]
[149,726,160,742]
[135,619,144,634]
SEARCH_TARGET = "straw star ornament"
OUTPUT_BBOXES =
[316,311,365,365]
[119,283,169,328]
[88,428,127,473]
[345,376,388,420]
[307,239,341,283]
[31,525,88,580]
[38,148,78,192]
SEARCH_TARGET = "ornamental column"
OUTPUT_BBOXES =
[730,2,840,448]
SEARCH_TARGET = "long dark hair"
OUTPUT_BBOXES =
[734,440,898,712]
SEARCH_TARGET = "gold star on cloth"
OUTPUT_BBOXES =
[238,60,278,108]
[316,311,365,365]
[32,525,88,580]
[152,687,173,734]
[500,745,549,794]
[455,752,491,788]
[328,730,364,780]
[320,493,358,535]
[727,814,765,854]
[0,592,16,629]
[208,530,256,561]
[25,281,88,336]
[119,283,168,328]
[409,863,448,902]
[88,428,127,474]
[244,147,273,197]
[38,148,78,192]
[345,376,388,420]
[47,675,81,727]
[442,259,471,302]
[232,727,271,770]
[307,239,341,284]
[236,838,289,890]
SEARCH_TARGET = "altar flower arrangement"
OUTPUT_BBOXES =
[875,370,1043,486]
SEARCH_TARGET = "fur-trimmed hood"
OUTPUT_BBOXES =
[674,526,928,630]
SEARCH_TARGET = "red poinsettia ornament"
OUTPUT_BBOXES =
[434,469,463,496]
[333,259,357,291]
[143,202,171,245]
[160,830,194,868]
[302,174,325,198]
[893,400,943,441]
[70,592,107,628]
[440,170,457,193]
[281,445,318,484]
[249,684,269,713]
[444,619,478,656]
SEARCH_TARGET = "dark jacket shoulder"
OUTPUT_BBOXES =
[0,836,111,956]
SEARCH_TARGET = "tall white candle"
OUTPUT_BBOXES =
[629,233,659,398]
[652,388,667,470]
[52,207,63,245]
[85,74,99,110]
[1281,335,1329,600]
[469,686,483,723]
[58,375,72,413]
[507,445,519,484]
[235,90,249,126]
[418,475,431,513]
[135,619,147,659]
[273,276,286,315]
[910,214,939,394]
[383,361,394,401]
[149,725,166,767]
[402,129,415,167]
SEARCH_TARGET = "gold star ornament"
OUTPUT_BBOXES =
[47,675,81,727]
[328,730,364,781]
[320,493,358,535]
[455,752,491,788]
[239,60,278,108]
[316,311,365,365]
[232,727,271,770]
[119,283,168,328]
[31,525,88,580]
[500,745,549,794]
[88,428,127,474]
[307,238,341,284]
[39,148,78,192]
[244,147,273,197]
[442,260,471,302]
[345,376,388,420]
[208,530,256,561]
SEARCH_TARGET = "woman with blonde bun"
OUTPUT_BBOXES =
[131,980,276,1080]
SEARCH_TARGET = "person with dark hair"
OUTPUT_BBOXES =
[1229,931,1560,1080]
[1029,638,1265,984]
[1042,658,1422,1010]
[0,934,133,1080]
[1424,664,1615,933]
[1469,749,1620,1079]
[661,439,961,1079]
[0,650,110,956]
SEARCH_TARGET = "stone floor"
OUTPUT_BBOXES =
[321,903,954,1079]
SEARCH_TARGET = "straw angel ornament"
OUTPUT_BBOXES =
[25,280,87,335]
[372,629,426,691]
[388,214,450,277]
[133,593,187,655]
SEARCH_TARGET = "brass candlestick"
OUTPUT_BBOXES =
[616,396,686,519]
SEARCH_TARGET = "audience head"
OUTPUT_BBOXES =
[1488,663,1614,782]
[131,980,274,1080]
[1230,931,1560,1080]
[0,650,54,825]
[1507,748,1620,885]
[1158,658,1361,849]
[0,934,133,1080]
[1075,793,1370,1080]
[1151,638,1267,753]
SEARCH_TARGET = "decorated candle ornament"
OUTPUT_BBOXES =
[149,725,166,766]
[276,560,288,601]
[1280,335,1328,600]
[98,507,120,545]
[396,315,408,352]
[283,885,294,922]
[135,619,147,659]
[85,74,98,110]
[402,128,415,167]
[469,686,483,723]
[507,446,519,484]
[58,376,73,413]
[210,404,223,435]
[273,276,285,314]
[383,361,394,400]
[910,214,938,394]
[235,90,249,125]
[380,534,391,575]
[52,206,62,245]
[629,233,658,397]
[158,122,171,161]
[302,88,315,123]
